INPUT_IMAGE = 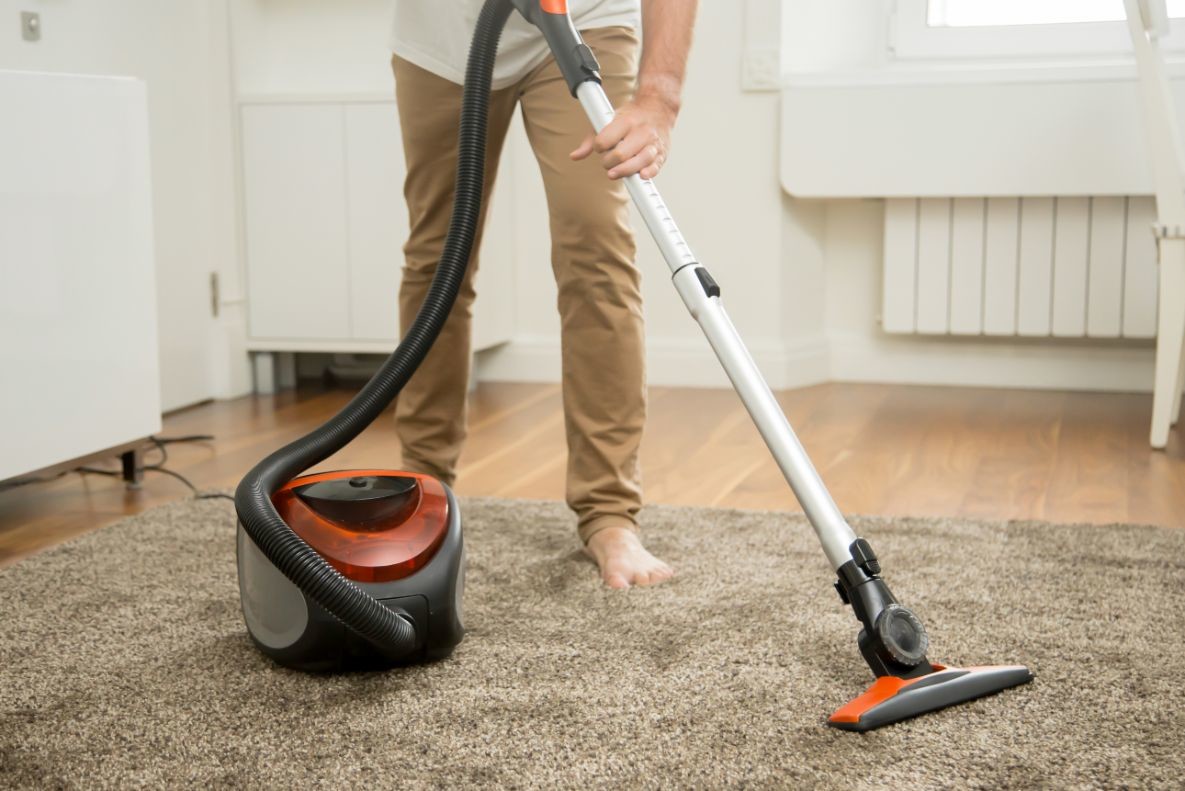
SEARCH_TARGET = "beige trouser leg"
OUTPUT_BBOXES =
[517,27,645,543]
[392,27,645,544]
[392,55,519,483]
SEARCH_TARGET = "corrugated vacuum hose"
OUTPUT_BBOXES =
[233,0,516,658]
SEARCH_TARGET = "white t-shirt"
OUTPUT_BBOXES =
[391,1,640,89]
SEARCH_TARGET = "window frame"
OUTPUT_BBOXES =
[892,0,1185,60]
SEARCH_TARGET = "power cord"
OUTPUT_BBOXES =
[0,434,234,503]
[140,466,235,503]
[0,469,73,493]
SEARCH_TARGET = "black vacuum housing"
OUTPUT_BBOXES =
[237,472,464,670]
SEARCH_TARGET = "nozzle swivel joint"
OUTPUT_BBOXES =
[834,539,933,679]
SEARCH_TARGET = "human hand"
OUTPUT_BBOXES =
[569,94,675,180]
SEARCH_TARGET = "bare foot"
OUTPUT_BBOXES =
[584,526,674,589]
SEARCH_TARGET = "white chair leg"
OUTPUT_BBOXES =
[252,351,277,396]
[1151,239,1185,448]
[1173,339,1185,427]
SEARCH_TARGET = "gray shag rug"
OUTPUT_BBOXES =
[1,497,1183,789]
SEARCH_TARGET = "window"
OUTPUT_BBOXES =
[894,0,1185,59]
[929,0,1185,28]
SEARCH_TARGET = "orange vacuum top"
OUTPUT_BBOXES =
[272,469,450,583]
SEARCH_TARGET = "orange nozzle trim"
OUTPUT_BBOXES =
[828,665,947,724]
[540,0,569,13]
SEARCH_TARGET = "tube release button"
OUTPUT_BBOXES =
[850,538,881,576]
[695,267,721,298]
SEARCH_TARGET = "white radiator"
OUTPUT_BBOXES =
[882,196,1159,338]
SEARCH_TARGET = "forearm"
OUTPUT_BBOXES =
[637,0,698,118]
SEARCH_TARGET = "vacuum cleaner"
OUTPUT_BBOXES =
[235,0,1033,730]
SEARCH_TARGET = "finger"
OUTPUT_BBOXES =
[640,155,665,180]
[593,115,632,153]
[608,144,660,179]
[570,134,595,161]
[600,128,653,169]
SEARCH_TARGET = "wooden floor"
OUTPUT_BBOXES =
[2,381,1184,566]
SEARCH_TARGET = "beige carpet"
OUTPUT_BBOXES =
[1,497,1182,789]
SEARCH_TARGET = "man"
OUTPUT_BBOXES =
[390,0,697,588]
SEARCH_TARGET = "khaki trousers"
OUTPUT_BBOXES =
[392,27,645,544]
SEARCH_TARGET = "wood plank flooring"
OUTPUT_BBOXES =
[2,381,1183,567]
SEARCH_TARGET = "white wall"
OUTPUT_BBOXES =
[0,0,249,409]
[231,0,394,96]
[777,0,1158,393]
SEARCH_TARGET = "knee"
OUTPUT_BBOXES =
[402,226,448,280]
[549,199,639,305]
[400,252,479,313]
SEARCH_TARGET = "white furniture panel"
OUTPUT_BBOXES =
[243,103,352,340]
[345,103,407,341]
[883,195,1157,340]
[0,71,161,480]
[242,99,517,354]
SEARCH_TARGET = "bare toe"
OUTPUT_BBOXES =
[603,570,630,589]
[585,526,675,590]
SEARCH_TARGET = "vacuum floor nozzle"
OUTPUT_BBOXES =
[828,664,1033,732]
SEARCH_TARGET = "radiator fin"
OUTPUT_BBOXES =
[882,196,1158,339]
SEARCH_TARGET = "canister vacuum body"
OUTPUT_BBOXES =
[237,471,464,670]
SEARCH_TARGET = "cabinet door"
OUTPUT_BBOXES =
[242,103,351,340]
[344,103,405,341]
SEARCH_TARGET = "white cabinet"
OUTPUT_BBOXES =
[344,103,408,341]
[243,103,352,340]
[0,72,162,480]
[241,99,515,352]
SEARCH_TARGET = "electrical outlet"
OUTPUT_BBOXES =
[742,48,781,92]
[20,11,40,42]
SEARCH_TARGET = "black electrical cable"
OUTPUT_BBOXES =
[232,0,514,658]
[153,434,215,445]
[77,467,122,477]
[79,462,232,502]
[0,469,74,493]
[0,435,230,502]
[141,465,234,502]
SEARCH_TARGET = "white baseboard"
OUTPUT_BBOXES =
[828,332,1157,393]
[475,334,830,390]
[477,331,1158,393]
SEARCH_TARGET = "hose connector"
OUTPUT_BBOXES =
[511,0,602,94]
